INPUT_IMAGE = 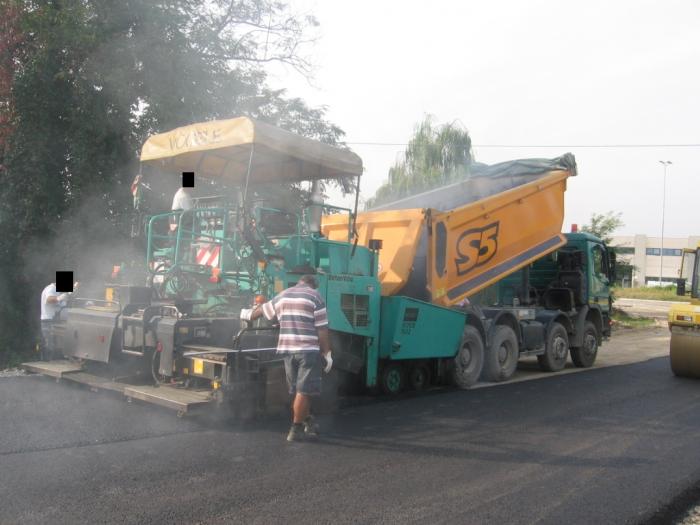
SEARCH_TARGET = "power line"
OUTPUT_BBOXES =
[346,142,700,148]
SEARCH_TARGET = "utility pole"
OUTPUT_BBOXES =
[658,160,672,286]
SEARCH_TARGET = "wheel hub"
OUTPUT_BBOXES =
[554,337,567,359]
[387,369,401,391]
[497,344,508,364]
[460,344,472,367]
[584,334,597,356]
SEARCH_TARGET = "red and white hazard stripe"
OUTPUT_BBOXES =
[196,245,220,267]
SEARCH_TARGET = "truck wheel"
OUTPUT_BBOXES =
[451,325,484,389]
[538,322,569,372]
[408,363,430,391]
[482,325,519,382]
[570,321,598,368]
[381,363,404,395]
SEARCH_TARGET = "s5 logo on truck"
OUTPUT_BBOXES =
[454,221,500,276]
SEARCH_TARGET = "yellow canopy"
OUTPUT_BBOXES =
[140,116,363,183]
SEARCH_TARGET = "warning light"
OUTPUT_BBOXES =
[571,224,578,233]
[208,267,222,283]
[111,266,121,280]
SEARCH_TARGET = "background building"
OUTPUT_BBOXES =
[611,235,700,287]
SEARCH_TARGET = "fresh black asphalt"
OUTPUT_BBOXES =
[1,356,700,524]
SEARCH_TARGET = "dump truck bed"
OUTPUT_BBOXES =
[322,155,575,306]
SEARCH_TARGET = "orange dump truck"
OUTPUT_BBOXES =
[323,155,614,393]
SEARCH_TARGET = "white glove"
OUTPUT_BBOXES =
[323,351,333,373]
[240,308,253,321]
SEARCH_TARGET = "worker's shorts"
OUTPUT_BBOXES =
[40,321,55,361]
[282,351,321,396]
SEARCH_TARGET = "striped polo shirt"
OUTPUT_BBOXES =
[261,283,328,353]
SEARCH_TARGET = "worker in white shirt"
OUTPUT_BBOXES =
[40,281,78,360]
[172,187,194,211]
[170,187,194,232]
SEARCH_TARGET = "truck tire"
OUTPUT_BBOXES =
[538,322,569,372]
[380,363,404,395]
[451,325,484,389]
[482,325,519,382]
[570,321,598,368]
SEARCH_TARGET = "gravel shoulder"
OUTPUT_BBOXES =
[0,368,26,378]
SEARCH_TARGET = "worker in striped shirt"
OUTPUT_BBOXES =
[242,274,333,442]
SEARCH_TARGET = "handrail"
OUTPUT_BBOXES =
[180,325,279,358]
[71,298,120,309]
[322,203,352,214]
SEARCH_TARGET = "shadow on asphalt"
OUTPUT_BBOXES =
[194,360,684,475]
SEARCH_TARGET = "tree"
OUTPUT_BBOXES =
[0,0,23,159]
[581,211,635,286]
[365,116,472,208]
[581,211,624,245]
[0,0,342,366]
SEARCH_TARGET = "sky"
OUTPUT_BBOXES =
[267,0,700,238]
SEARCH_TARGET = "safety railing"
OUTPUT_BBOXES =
[146,206,267,291]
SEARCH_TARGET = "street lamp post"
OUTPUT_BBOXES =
[658,160,672,286]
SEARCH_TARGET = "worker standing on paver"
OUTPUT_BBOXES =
[171,186,193,211]
[241,274,333,442]
[40,281,78,360]
[170,186,193,232]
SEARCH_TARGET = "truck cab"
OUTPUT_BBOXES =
[490,232,613,338]
[565,231,614,327]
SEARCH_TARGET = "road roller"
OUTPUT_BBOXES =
[669,244,700,377]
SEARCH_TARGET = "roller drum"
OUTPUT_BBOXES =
[670,330,700,378]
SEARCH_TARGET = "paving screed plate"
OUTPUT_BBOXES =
[62,371,126,393]
[123,384,213,413]
[22,360,83,378]
[23,360,212,414]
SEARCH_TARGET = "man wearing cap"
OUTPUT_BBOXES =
[241,274,332,442]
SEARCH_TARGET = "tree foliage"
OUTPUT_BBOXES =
[0,0,23,157]
[365,116,472,209]
[582,211,634,286]
[0,0,342,366]
[581,211,624,245]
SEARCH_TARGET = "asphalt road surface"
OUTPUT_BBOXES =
[2,328,699,525]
